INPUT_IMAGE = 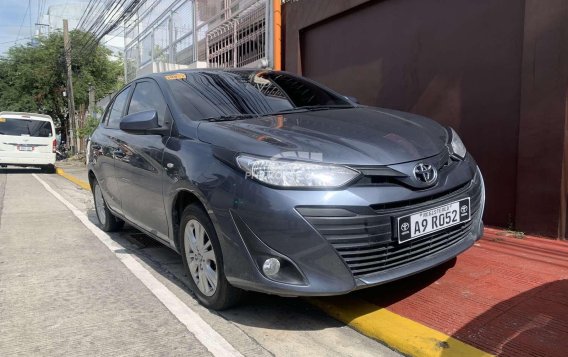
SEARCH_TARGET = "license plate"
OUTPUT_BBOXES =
[18,146,33,151]
[397,198,470,243]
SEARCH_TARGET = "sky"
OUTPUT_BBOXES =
[0,0,89,55]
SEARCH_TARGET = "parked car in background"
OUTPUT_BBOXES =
[0,111,57,172]
[88,70,485,310]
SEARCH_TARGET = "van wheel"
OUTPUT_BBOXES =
[180,204,243,310]
[41,165,56,173]
[92,179,124,232]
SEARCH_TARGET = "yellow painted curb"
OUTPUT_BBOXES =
[55,167,91,191]
[309,296,494,357]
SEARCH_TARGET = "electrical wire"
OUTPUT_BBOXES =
[74,0,139,59]
[0,37,34,46]
[15,1,31,43]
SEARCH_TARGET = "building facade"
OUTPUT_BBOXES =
[123,0,271,82]
[283,0,568,239]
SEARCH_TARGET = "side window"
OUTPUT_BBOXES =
[107,87,131,129]
[127,81,167,126]
[101,102,112,125]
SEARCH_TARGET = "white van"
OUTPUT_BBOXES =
[0,112,57,172]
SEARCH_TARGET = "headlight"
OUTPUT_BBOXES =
[449,128,467,159]
[236,155,360,188]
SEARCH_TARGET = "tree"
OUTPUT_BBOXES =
[0,30,123,134]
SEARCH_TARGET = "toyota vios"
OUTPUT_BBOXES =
[88,70,485,310]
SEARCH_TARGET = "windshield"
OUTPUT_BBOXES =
[0,118,53,137]
[165,71,353,121]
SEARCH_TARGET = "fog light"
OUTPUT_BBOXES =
[262,258,281,276]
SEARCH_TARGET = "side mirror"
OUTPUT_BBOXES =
[120,110,168,135]
[345,96,360,104]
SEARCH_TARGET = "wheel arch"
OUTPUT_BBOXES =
[171,189,209,253]
[87,169,97,192]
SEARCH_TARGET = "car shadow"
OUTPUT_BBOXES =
[85,207,568,356]
[440,279,568,357]
[85,209,347,332]
[0,167,45,174]
[350,258,456,306]
[84,207,463,334]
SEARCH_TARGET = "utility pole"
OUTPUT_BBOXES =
[88,84,95,117]
[63,19,76,154]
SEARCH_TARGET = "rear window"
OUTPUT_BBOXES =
[0,118,53,137]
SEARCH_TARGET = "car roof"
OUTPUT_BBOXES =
[135,68,278,82]
[0,111,53,121]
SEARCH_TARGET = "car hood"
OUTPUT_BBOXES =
[197,107,448,166]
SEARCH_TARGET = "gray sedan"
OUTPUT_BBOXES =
[88,69,485,310]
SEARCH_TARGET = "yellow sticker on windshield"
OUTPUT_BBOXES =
[0,117,5,123]
[165,73,186,80]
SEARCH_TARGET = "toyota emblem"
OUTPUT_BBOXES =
[413,163,438,185]
[401,222,410,231]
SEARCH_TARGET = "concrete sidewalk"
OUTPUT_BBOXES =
[0,171,211,356]
[56,162,568,357]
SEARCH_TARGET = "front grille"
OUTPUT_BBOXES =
[370,181,470,212]
[298,178,482,278]
[336,220,472,276]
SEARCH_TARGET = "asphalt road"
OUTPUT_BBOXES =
[0,167,400,357]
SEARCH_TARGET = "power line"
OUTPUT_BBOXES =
[75,0,137,59]
[72,0,116,57]
[16,1,31,43]
[28,0,33,38]
[36,0,49,35]
[0,37,34,46]
[57,0,112,65]
[76,0,98,31]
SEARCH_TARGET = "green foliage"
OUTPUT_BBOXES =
[78,115,100,139]
[78,107,103,139]
[0,30,123,127]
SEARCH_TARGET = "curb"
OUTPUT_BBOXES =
[55,167,91,191]
[309,296,493,357]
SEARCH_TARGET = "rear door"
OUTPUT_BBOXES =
[114,80,171,242]
[0,116,55,157]
[91,86,132,214]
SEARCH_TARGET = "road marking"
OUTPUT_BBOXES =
[310,296,494,357]
[55,167,91,190]
[33,174,242,357]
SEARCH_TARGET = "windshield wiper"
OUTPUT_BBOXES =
[276,105,353,114]
[202,113,260,122]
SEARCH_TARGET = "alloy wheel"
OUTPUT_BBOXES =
[184,219,218,296]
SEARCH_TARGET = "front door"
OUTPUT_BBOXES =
[92,86,132,215]
[115,80,171,242]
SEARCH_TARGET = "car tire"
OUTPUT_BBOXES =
[180,204,243,310]
[41,164,56,174]
[92,179,124,232]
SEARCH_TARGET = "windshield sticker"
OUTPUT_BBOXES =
[0,117,5,122]
[165,73,186,80]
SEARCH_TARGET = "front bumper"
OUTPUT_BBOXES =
[208,154,485,296]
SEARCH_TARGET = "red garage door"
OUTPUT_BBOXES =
[300,0,524,229]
